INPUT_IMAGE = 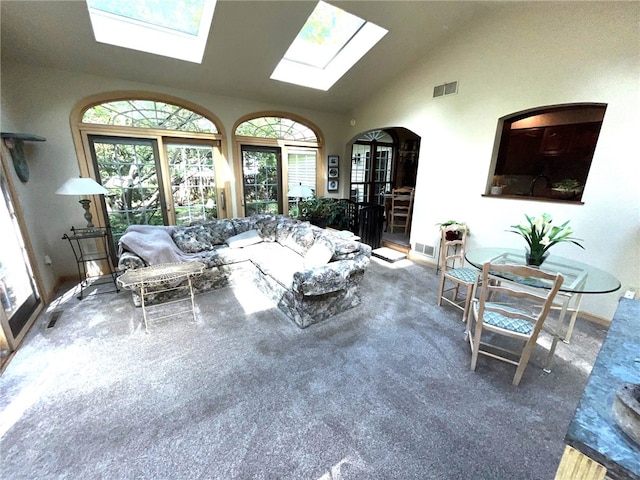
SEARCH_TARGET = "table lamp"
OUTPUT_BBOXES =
[56,176,109,228]
[287,183,314,217]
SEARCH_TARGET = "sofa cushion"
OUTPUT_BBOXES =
[303,242,333,269]
[231,217,256,235]
[201,245,251,267]
[283,222,322,256]
[248,243,304,289]
[253,215,281,241]
[203,220,237,245]
[226,229,263,249]
[275,219,297,246]
[332,238,361,260]
[172,225,214,253]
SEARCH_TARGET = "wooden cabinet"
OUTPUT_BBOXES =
[495,122,602,198]
[571,122,602,153]
[498,128,543,175]
[539,125,575,155]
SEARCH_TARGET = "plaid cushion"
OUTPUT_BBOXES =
[482,303,533,335]
[446,267,478,283]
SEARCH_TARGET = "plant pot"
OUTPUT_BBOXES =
[445,231,461,241]
[525,250,549,267]
[308,216,329,228]
[490,186,503,195]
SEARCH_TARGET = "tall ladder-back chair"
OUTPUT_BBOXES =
[466,261,564,386]
[437,224,477,323]
[388,186,415,234]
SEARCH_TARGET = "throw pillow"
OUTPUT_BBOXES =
[304,243,333,269]
[226,229,263,249]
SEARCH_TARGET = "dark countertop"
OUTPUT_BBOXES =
[565,297,640,480]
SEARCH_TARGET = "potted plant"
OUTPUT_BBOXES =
[299,197,350,229]
[436,220,470,241]
[490,175,505,195]
[508,213,584,266]
[551,179,583,200]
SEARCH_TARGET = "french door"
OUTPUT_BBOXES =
[88,135,221,248]
[350,141,393,205]
[1,173,40,364]
[241,145,282,215]
[166,141,219,224]
[90,136,166,245]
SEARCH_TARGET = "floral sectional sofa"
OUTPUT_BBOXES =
[117,214,372,328]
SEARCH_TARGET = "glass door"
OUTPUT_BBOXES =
[241,146,282,215]
[1,173,40,366]
[166,141,218,225]
[89,135,166,246]
[350,141,392,205]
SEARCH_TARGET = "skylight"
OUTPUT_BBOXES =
[86,0,217,63]
[270,1,388,91]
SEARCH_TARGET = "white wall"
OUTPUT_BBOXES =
[349,2,640,319]
[0,62,349,299]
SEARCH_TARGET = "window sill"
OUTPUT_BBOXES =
[482,193,584,205]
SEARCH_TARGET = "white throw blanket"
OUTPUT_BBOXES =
[118,225,205,265]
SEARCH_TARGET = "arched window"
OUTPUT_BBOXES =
[233,114,322,217]
[83,100,218,133]
[73,95,227,253]
[235,116,316,141]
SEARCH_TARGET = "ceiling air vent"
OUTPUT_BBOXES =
[433,81,458,98]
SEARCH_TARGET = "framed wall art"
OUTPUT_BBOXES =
[328,179,339,191]
[328,167,339,178]
[328,155,339,167]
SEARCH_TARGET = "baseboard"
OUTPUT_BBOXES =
[579,311,611,328]
[407,251,437,269]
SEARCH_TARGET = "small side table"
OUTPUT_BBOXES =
[62,226,120,299]
[117,262,205,332]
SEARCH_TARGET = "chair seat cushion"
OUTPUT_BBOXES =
[445,267,478,283]
[481,303,533,335]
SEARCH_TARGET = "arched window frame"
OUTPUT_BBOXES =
[232,111,324,217]
[69,91,229,228]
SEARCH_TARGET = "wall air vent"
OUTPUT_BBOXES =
[414,242,435,258]
[433,81,458,98]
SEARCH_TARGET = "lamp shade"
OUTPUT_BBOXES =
[287,183,314,198]
[56,177,109,195]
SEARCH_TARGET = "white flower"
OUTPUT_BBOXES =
[540,236,551,246]
[533,217,544,233]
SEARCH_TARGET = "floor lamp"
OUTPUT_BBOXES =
[56,177,109,229]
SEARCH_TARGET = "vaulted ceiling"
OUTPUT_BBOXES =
[1,1,501,114]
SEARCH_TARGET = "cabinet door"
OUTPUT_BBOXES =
[539,125,575,155]
[570,123,602,153]
[499,128,544,175]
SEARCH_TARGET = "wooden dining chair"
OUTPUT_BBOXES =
[388,186,415,234]
[437,224,477,323]
[466,261,564,386]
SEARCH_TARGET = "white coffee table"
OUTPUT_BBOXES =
[117,262,205,332]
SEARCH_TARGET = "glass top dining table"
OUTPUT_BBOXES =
[465,248,621,295]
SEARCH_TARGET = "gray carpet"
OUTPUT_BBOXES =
[0,258,607,479]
